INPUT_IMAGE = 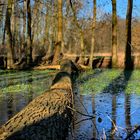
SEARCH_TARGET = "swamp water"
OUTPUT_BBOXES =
[0,70,55,126]
[72,69,140,140]
[0,69,140,139]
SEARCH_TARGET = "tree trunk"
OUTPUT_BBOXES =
[11,0,15,49]
[27,0,32,66]
[112,0,118,68]
[5,0,14,69]
[79,30,85,64]
[69,0,85,64]
[21,0,26,53]
[47,1,55,58]
[52,0,63,64]
[52,42,62,65]
[2,0,6,45]
[57,0,64,53]
[125,0,133,70]
[89,0,96,68]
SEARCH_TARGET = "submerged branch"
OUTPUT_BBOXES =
[75,117,93,125]
[67,106,94,118]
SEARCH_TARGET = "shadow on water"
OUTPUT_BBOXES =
[73,69,140,140]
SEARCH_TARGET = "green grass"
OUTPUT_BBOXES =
[78,69,140,95]
[1,83,32,93]
[125,70,140,94]
[0,69,55,97]
[1,69,140,96]
[78,69,122,95]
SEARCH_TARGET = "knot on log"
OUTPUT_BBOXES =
[0,59,78,140]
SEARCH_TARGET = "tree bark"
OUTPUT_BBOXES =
[27,0,32,66]
[20,0,26,55]
[69,0,85,64]
[52,0,63,65]
[112,0,118,68]
[125,0,133,70]
[47,1,55,58]
[5,0,14,69]
[90,0,96,68]
[79,30,85,64]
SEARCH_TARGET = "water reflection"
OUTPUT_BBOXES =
[7,94,14,120]
[73,70,140,139]
[111,94,116,140]
[73,92,140,139]
[0,70,55,126]
[92,95,97,139]
[74,95,94,140]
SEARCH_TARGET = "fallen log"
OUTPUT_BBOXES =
[0,59,78,140]
[33,65,60,70]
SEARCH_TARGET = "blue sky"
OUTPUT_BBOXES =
[100,0,140,18]
[80,0,140,19]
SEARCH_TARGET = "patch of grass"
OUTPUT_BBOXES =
[79,69,122,95]
[0,70,55,97]
[78,69,96,81]
[0,69,55,79]
[1,83,32,93]
[0,81,49,96]
[79,69,140,95]
[125,70,140,94]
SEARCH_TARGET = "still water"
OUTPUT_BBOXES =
[72,69,140,139]
[72,93,140,139]
[0,69,140,139]
[0,70,55,126]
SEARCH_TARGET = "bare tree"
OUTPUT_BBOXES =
[69,0,85,64]
[22,0,27,50]
[5,0,14,69]
[27,0,32,65]
[125,0,133,69]
[89,0,96,68]
[46,1,55,58]
[112,0,118,68]
[52,0,63,65]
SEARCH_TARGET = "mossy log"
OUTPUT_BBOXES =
[0,59,78,140]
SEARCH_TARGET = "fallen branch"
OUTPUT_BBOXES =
[75,117,93,125]
[67,106,95,118]
[33,65,60,70]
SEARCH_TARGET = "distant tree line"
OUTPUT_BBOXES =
[0,0,139,69]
